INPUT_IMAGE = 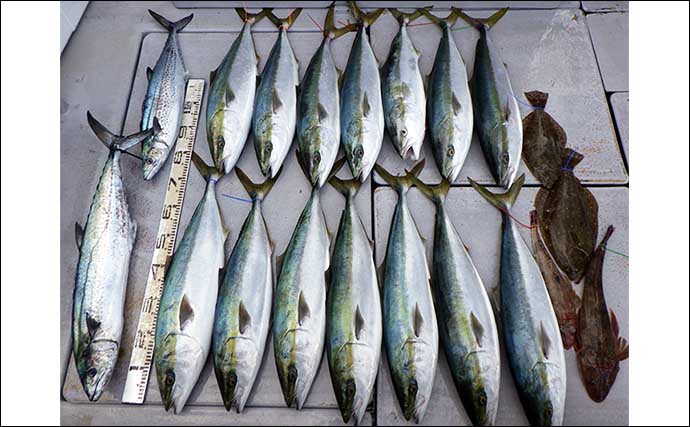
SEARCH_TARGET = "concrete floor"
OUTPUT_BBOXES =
[60,1,629,425]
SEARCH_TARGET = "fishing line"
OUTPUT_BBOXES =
[605,247,629,258]
[119,149,144,161]
[307,13,324,33]
[562,150,575,172]
[222,193,260,203]
[496,206,536,229]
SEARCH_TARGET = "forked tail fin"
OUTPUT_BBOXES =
[373,160,426,194]
[323,1,359,38]
[191,151,225,183]
[148,10,194,33]
[266,8,303,30]
[469,174,525,212]
[453,7,508,30]
[235,7,273,24]
[409,175,450,205]
[348,1,384,27]
[235,167,280,201]
[389,6,432,24]
[86,111,158,152]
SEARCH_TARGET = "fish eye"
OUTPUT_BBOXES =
[408,380,418,395]
[165,371,176,386]
[447,145,455,157]
[146,157,154,165]
[87,367,98,378]
[501,152,510,165]
[265,142,273,153]
[313,152,321,164]
[478,391,487,406]
[346,381,356,398]
[400,128,408,137]
[354,146,364,159]
[544,402,553,419]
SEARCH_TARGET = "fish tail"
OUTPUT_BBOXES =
[348,1,384,27]
[409,175,449,205]
[86,111,157,152]
[596,225,615,253]
[328,175,362,199]
[148,10,194,33]
[469,173,525,212]
[266,8,302,30]
[324,2,359,39]
[373,159,426,194]
[419,7,460,27]
[452,7,508,30]
[389,6,432,24]
[235,167,280,201]
[235,7,273,24]
[525,91,549,109]
[191,151,225,183]
[561,148,584,170]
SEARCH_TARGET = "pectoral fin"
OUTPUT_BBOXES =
[362,92,371,117]
[224,87,236,105]
[452,93,462,116]
[470,312,485,348]
[146,67,154,82]
[238,301,251,335]
[272,89,283,114]
[317,103,328,123]
[209,69,217,84]
[179,294,195,332]
[298,291,310,326]
[354,305,365,340]
[413,303,424,338]
[85,313,101,339]
[75,222,84,249]
[539,321,553,360]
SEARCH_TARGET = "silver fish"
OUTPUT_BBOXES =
[423,9,474,182]
[154,153,229,414]
[375,160,439,423]
[410,176,500,426]
[457,8,522,189]
[72,112,156,401]
[296,4,356,188]
[381,8,428,161]
[252,9,302,177]
[470,175,566,426]
[340,2,385,182]
[207,8,272,173]
[326,175,382,424]
[212,169,278,413]
[272,160,339,408]
[141,10,192,180]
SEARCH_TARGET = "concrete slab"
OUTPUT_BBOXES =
[370,9,627,186]
[175,1,335,8]
[373,186,628,425]
[610,92,628,161]
[61,26,372,425]
[587,12,628,92]
[581,1,628,12]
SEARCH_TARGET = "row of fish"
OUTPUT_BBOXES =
[137,2,522,192]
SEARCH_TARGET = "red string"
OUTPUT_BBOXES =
[307,12,324,33]
[242,0,248,22]
[496,206,536,229]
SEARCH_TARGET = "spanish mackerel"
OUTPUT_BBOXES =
[73,112,156,401]
[296,3,357,188]
[141,10,192,180]
[423,9,474,182]
[253,9,302,177]
[154,153,229,414]
[340,2,385,182]
[470,175,566,426]
[207,8,271,173]
[410,176,500,426]
[375,160,438,423]
[213,169,278,412]
[458,8,522,189]
[381,8,428,162]
[272,159,342,408]
[326,175,382,424]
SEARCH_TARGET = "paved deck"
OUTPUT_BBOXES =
[60,1,629,424]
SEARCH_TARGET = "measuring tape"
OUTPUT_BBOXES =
[122,79,205,404]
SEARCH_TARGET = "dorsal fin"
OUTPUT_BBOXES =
[354,305,365,340]
[298,291,310,326]
[539,321,552,359]
[610,309,619,338]
[317,103,328,122]
[85,313,101,339]
[238,301,251,335]
[146,67,154,82]
[75,222,84,249]
[413,303,424,338]
[272,89,283,114]
[179,294,195,332]
[503,99,511,123]
[209,69,217,85]
[470,312,485,348]
[452,93,462,115]
[362,92,371,116]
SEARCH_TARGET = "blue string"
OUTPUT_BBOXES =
[222,193,260,203]
[513,93,545,110]
[562,150,575,172]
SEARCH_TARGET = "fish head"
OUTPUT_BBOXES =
[334,377,357,423]
[299,126,339,187]
[76,339,118,401]
[578,350,619,402]
[142,139,168,180]
[462,350,500,425]
[390,115,424,161]
[214,337,258,412]
[394,341,434,422]
[333,344,376,424]
[346,143,365,181]
[155,333,205,414]
[275,328,320,408]
[495,147,519,189]
[524,361,566,426]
